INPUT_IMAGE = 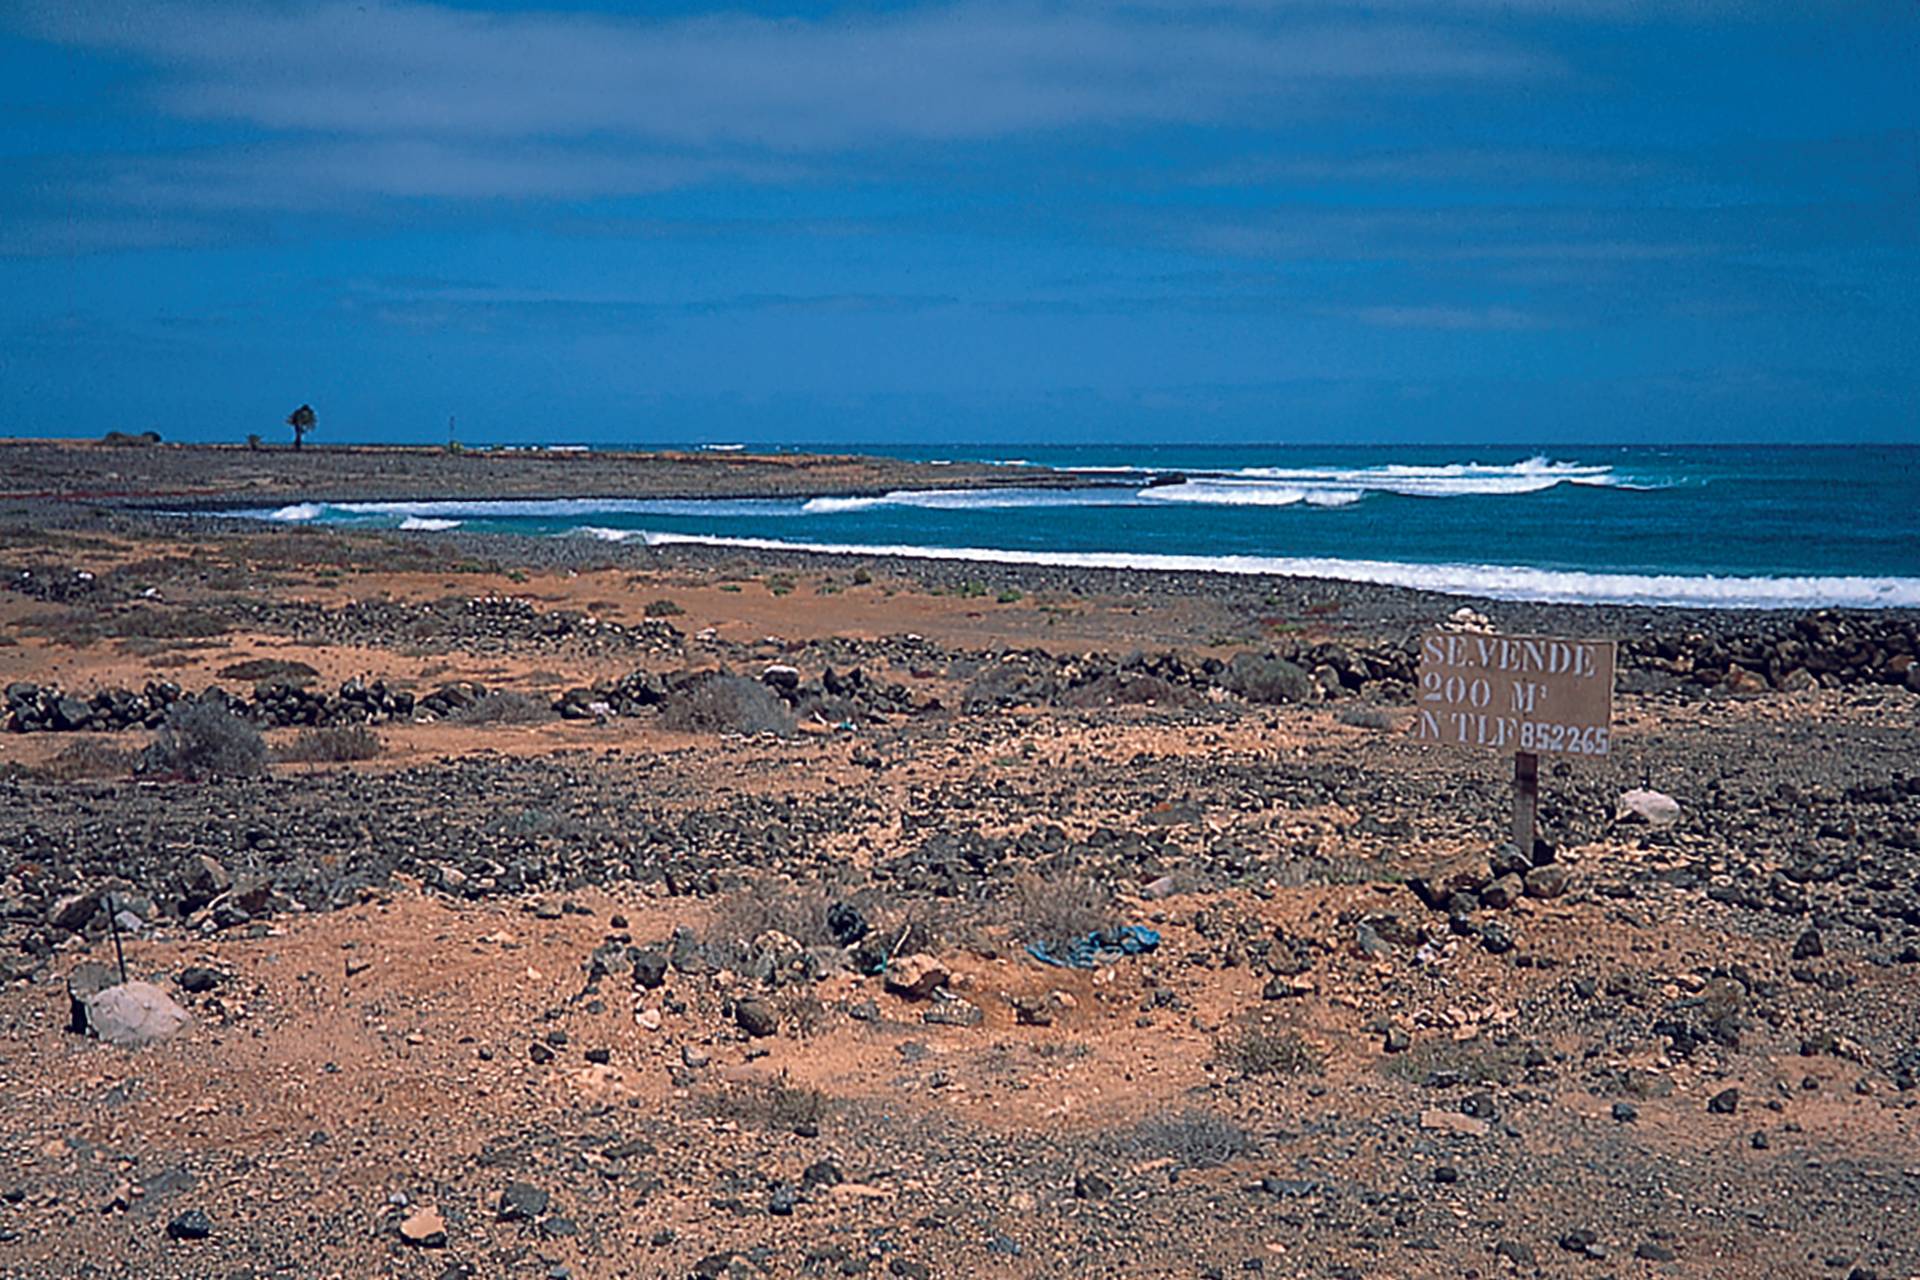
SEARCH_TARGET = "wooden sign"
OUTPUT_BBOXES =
[1411,630,1616,853]
[1412,631,1615,756]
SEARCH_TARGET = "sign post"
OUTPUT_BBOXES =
[1513,750,1539,852]
[1411,631,1616,849]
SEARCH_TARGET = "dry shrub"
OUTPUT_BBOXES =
[220,658,320,686]
[1336,705,1393,731]
[1058,674,1200,710]
[1218,1023,1323,1078]
[141,700,266,778]
[775,989,831,1039]
[697,1076,828,1132]
[1379,1035,1528,1087]
[447,690,551,725]
[35,740,136,781]
[1223,652,1313,704]
[660,674,794,737]
[276,724,382,763]
[110,608,229,641]
[1112,1111,1252,1168]
[703,878,834,961]
[1007,869,1113,944]
[643,598,685,617]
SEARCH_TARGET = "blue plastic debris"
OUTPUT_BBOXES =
[1025,924,1161,969]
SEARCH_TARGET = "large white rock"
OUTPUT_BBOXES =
[83,981,192,1048]
[1616,789,1682,828]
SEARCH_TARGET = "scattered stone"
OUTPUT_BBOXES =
[1559,1228,1600,1255]
[1419,1109,1489,1138]
[1612,1102,1638,1123]
[922,998,983,1028]
[1708,1087,1740,1115]
[1479,875,1524,910]
[1616,789,1681,827]
[1636,1241,1677,1262]
[825,901,868,945]
[1793,929,1825,960]
[48,892,99,933]
[1073,1172,1113,1200]
[398,1207,447,1248]
[1460,1091,1498,1120]
[497,1182,549,1223]
[884,954,948,999]
[1011,995,1053,1026]
[81,982,192,1049]
[1524,864,1571,899]
[177,967,223,994]
[734,996,778,1038]
[630,949,668,989]
[165,1209,212,1241]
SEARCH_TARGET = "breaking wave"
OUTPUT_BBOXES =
[598,530,1920,610]
[265,502,324,522]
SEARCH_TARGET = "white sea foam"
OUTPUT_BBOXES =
[618,531,1920,610]
[1138,482,1308,507]
[801,487,1139,514]
[399,516,463,531]
[266,502,324,522]
[1056,456,1644,505]
[322,497,795,519]
[1227,455,1619,499]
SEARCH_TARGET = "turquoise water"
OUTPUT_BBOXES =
[242,444,1920,608]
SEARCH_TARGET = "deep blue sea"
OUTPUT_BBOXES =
[243,444,1920,609]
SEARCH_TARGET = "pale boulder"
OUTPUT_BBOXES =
[82,981,191,1048]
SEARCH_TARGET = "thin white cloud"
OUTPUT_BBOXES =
[19,1,1555,150]
[1347,303,1553,329]
[68,141,802,209]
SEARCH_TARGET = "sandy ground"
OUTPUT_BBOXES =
[1,466,1918,1280]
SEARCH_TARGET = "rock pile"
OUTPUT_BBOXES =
[1622,611,1920,693]
[4,678,429,733]
[230,594,685,656]
[4,680,180,733]
[552,663,916,724]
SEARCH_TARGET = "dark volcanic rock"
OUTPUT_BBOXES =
[496,1181,549,1223]
[734,996,778,1038]
[165,1209,212,1241]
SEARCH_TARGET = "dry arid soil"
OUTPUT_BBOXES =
[1,443,1917,1280]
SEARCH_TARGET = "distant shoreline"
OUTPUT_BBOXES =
[0,438,1095,506]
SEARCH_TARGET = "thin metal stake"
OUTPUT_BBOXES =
[106,894,128,985]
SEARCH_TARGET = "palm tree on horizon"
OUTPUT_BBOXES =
[285,404,316,451]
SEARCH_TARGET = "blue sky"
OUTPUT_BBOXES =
[1,1,1915,446]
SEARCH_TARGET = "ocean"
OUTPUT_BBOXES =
[241,444,1920,610]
